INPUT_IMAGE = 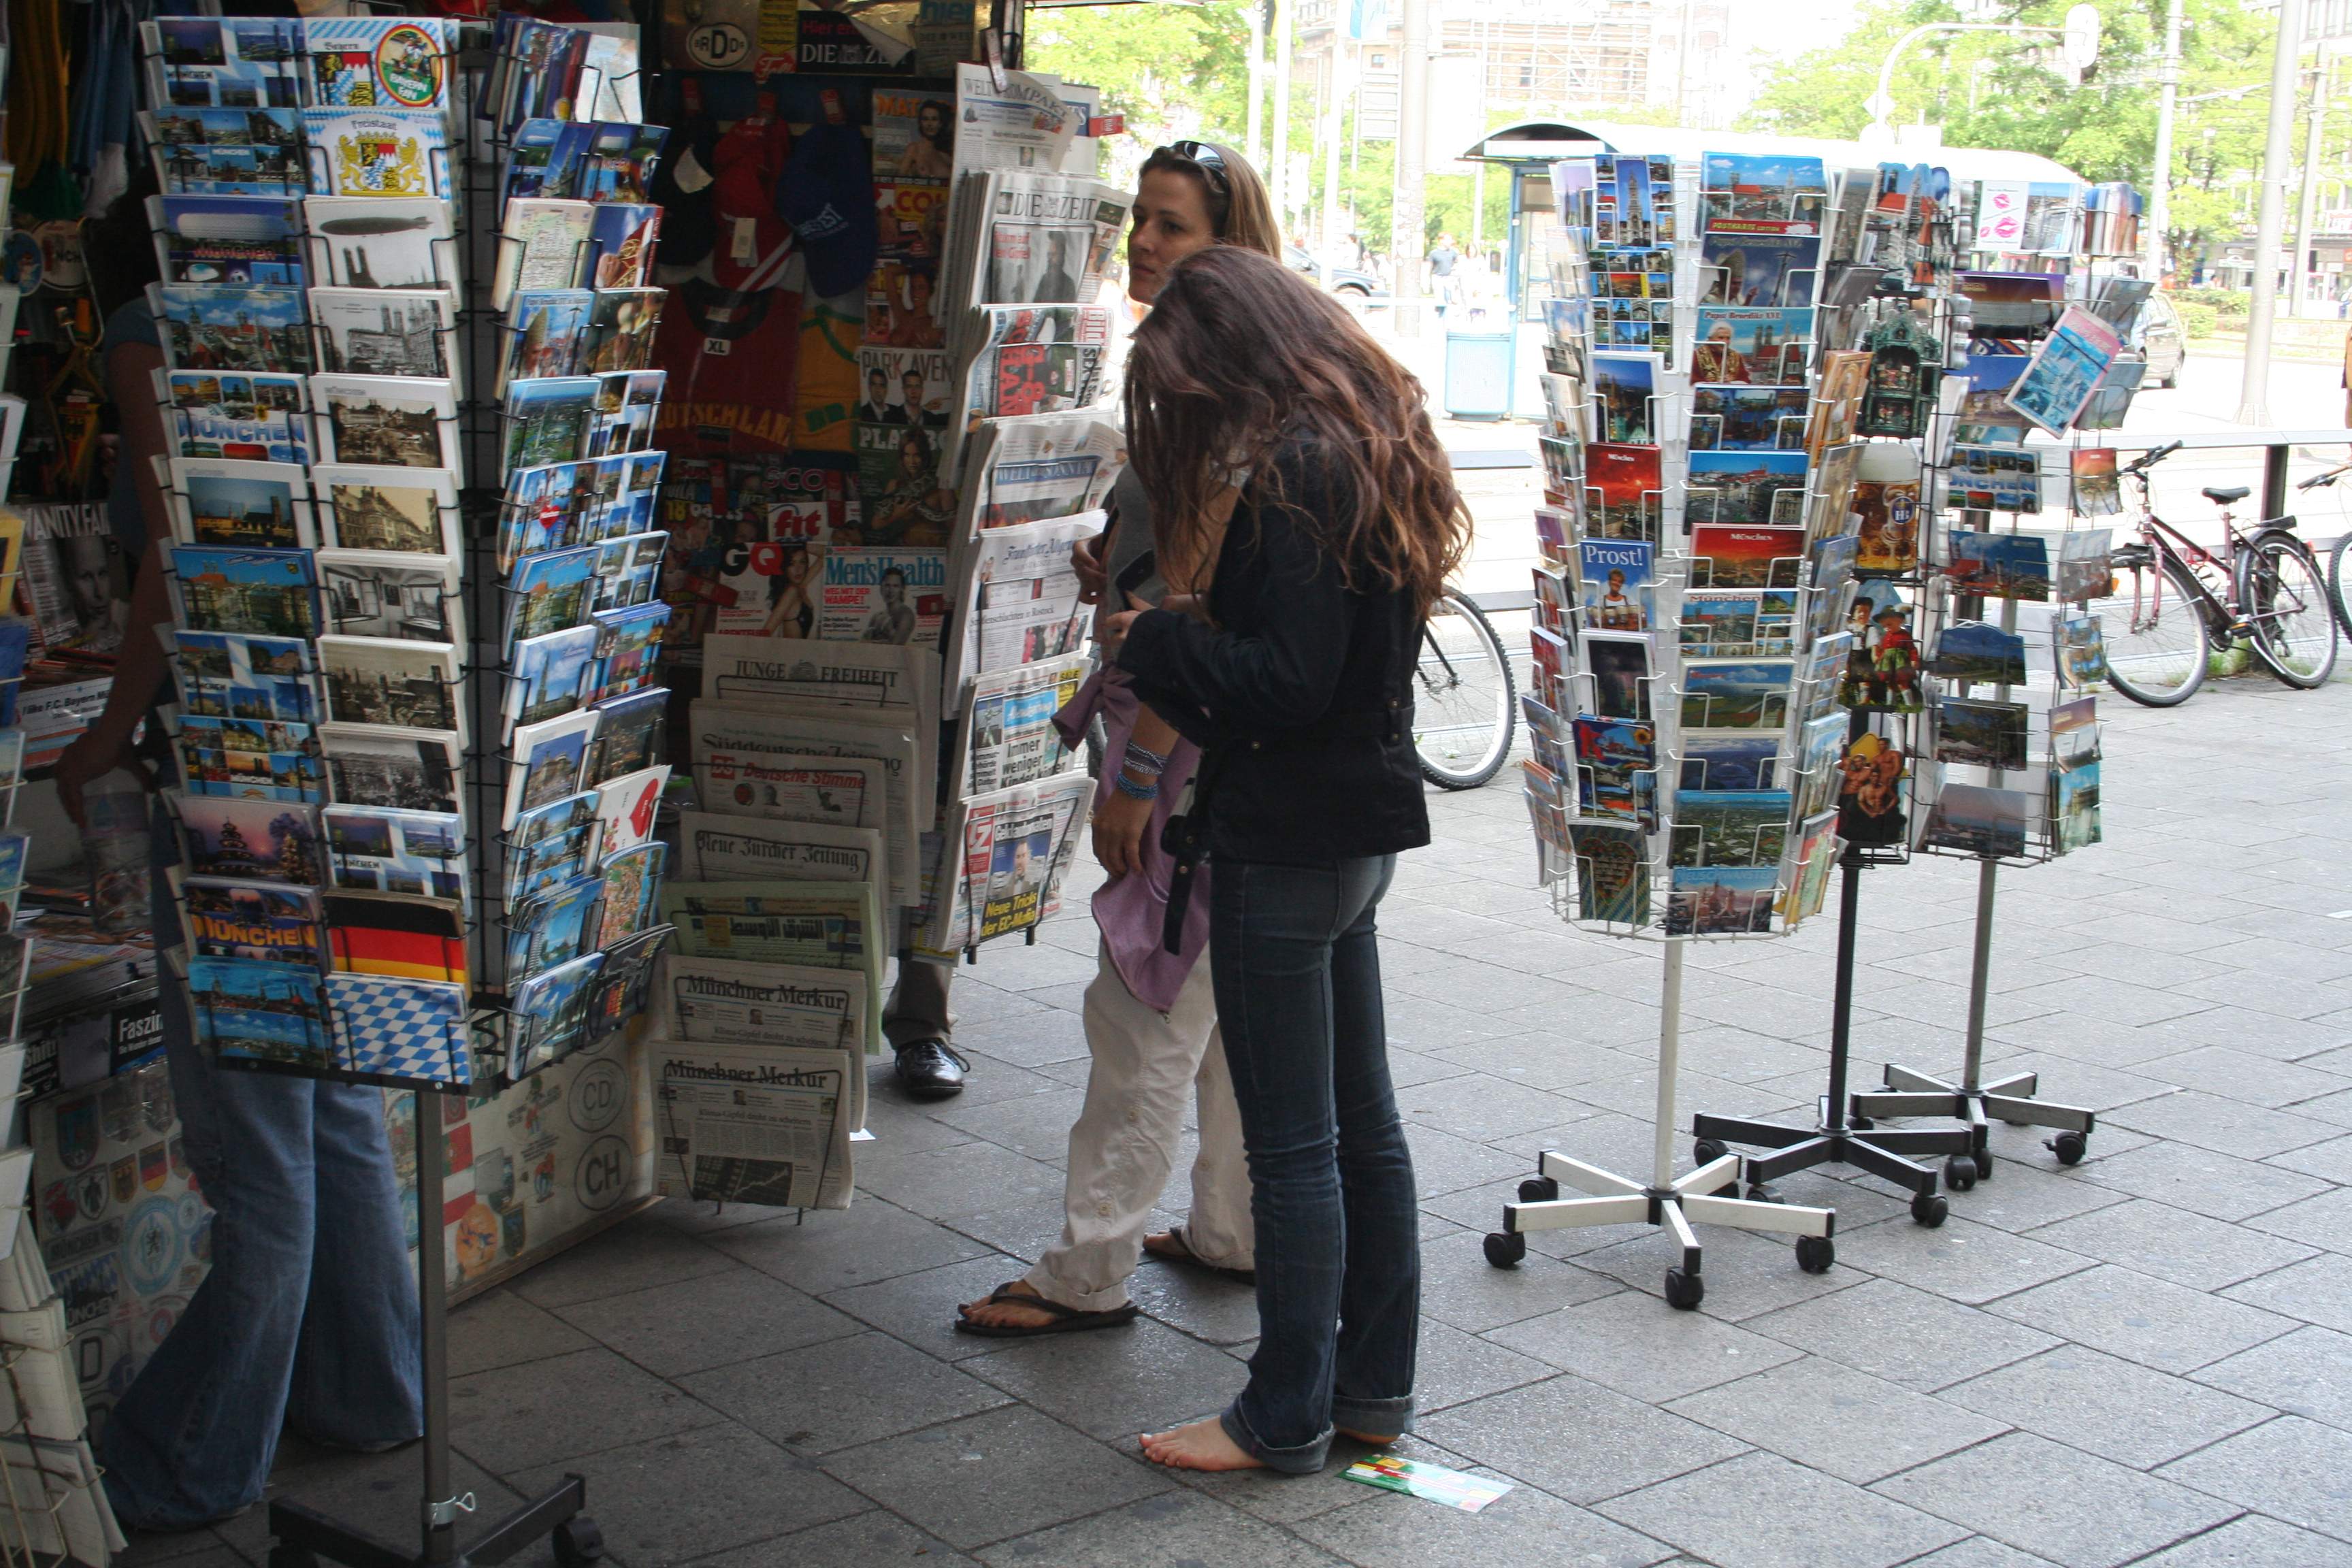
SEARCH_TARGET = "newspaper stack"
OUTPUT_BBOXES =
[0,1216,127,1565]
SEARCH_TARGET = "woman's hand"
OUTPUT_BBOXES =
[1097,592,1152,659]
[52,728,144,832]
[1073,533,1107,605]
[1092,785,1154,879]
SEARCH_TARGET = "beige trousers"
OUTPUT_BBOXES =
[1025,943,1255,1312]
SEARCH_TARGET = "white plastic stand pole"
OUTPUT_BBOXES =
[1652,938,1684,1191]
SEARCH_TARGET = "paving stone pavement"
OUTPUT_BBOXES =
[127,673,2352,1568]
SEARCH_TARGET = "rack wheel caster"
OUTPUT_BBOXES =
[1848,1113,1874,1130]
[1484,1231,1526,1268]
[1910,1190,1950,1227]
[1663,1267,1703,1310]
[1518,1176,1559,1203]
[269,1547,319,1568]
[1746,1183,1782,1204]
[1693,1138,1727,1166]
[1974,1148,1994,1181]
[1944,1154,1978,1192]
[2047,1130,2088,1165]
[554,1517,605,1568]
[1795,1235,1835,1273]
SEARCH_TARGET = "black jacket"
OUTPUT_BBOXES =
[1117,444,1431,866]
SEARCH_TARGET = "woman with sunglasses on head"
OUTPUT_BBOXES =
[957,142,1286,1337]
[1099,244,1469,1473]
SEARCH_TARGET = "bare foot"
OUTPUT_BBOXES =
[1141,1231,1183,1262]
[1140,1416,1264,1473]
[958,1280,1064,1331]
[1335,1427,1401,1446]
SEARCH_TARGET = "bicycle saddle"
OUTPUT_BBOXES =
[2202,485,2251,504]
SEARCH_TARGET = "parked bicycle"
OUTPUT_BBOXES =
[2306,458,2352,640]
[1413,588,1516,788]
[2089,441,2340,707]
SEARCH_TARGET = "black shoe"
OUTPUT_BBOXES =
[895,1039,969,1100]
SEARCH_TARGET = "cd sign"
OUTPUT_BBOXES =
[687,23,751,69]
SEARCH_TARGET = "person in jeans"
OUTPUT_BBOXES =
[1100,246,1471,1473]
[959,140,1282,1336]
[51,202,421,1529]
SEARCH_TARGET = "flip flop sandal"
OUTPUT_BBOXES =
[954,1284,1141,1339]
[1144,1226,1257,1286]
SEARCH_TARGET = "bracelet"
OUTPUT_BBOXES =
[1122,740,1170,777]
[1112,771,1160,801]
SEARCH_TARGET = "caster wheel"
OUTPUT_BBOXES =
[1944,1154,1978,1192]
[1663,1267,1704,1310]
[1518,1176,1560,1204]
[1693,1138,1728,1166]
[1484,1231,1527,1268]
[1795,1235,1835,1273]
[1848,1114,1874,1130]
[2048,1130,2088,1166]
[1973,1148,1994,1181]
[1745,1183,1783,1204]
[1910,1190,1950,1228]
[554,1518,605,1568]
[270,1548,319,1568]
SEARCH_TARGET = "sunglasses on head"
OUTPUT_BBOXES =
[1164,140,1229,193]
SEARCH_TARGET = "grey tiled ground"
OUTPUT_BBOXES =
[132,674,2352,1567]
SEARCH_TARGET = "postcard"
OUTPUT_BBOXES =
[1835,728,1909,846]
[1667,865,1777,935]
[172,544,318,637]
[323,804,467,904]
[176,627,314,679]
[1950,444,2043,514]
[1688,451,1809,529]
[301,16,455,110]
[188,955,328,1068]
[1681,658,1794,732]
[2056,529,2114,603]
[1341,1454,1512,1514]
[310,287,455,378]
[2072,448,2123,517]
[182,877,325,967]
[1804,441,1865,544]
[146,104,302,150]
[593,765,669,862]
[323,889,466,983]
[176,794,323,884]
[1944,529,2052,602]
[1578,538,1654,632]
[1672,789,1792,869]
[2051,694,2098,738]
[323,973,470,1084]
[1691,385,1808,453]
[508,624,601,732]
[1803,350,1869,458]
[317,636,460,732]
[320,724,461,815]
[1682,732,1780,794]
[2057,614,2108,689]
[1590,352,1661,445]
[593,840,665,951]
[304,195,453,291]
[495,198,596,309]
[591,531,668,613]
[151,137,306,197]
[1793,716,1848,834]
[1852,479,1923,576]
[587,203,661,291]
[509,819,597,906]
[310,372,457,472]
[589,602,669,703]
[1584,442,1663,542]
[165,371,312,467]
[315,463,458,555]
[152,194,306,288]
[504,376,599,472]
[1937,698,2031,771]
[1922,781,2036,859]
[1781,808,1841,928]
[1680,589,1797,657]
[506,875,604,983]
[2006,306,2123,436]
[505,544,598,648]
[503,289,595,392]
[1692,525,1805,590]
[1931,621,2028,685]
[144,15,305,107]
[316,549,458,642]
[509,951,605,1078]
[1693,307,1812,386]
[1700,231,1820,308]
[2053,758,2102,853]
[1533,566,1573,639]
[504,708,601,829]
[585,287,666,374]
[584,685,666,787]
[170,457,314,550]
[152,282,313,374]
[1568,820,1650,926]
[300,107,451,199]
[1580,632,1652,723]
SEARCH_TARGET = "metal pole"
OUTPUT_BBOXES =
[2238,0,2304,424]
[1653,939,1684,1189]
[1273,0,1294,229]
[1963,861,1997,1088]
[1322,38,1348,261]
[2292,59,2327,318]
[1825,848,1863,1133]
[2147,0,2183,280]
[1246,0,1266,170]
[418,1089,455,1563]
[1393,0,1428,338]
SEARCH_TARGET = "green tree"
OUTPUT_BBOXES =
[1024,1,1254,159]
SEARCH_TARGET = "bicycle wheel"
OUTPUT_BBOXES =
[2328,531,2352,641]
[1414,591,1516,789]
[2236,530,2340,689]
[2092,552,2211,707]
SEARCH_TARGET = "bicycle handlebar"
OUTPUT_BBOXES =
[2297,459,2352,490]
[2119,440,2185,477]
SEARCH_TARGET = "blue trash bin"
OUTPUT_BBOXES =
[1443,329,1514,421]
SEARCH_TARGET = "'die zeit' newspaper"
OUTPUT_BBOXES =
[653,1043,855,1211]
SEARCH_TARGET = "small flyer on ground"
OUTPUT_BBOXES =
[1341,1454,1513,1514]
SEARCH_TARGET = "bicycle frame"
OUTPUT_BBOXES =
[2121,473,2289,639]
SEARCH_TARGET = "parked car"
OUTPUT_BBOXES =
[1286,244,1383,301]
[2138,292,2187,389]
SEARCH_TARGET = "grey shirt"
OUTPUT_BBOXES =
[1096,467,1162,634]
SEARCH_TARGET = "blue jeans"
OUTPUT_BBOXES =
[1209,855,1416,1473]
[101,805,421,1529]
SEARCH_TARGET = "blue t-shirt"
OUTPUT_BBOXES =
[102,296,163,559]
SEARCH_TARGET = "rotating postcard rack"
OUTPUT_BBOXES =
[1504,151,1848,1311]
[1845,276,2132,1178]
[137,17,674,1568]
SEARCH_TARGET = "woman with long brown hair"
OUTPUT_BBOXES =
[1100,244,1471,1471]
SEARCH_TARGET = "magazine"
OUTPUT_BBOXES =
[651,1041,858,1210]
[815,549,948,646]
[922,773,1092,954]
[949,511,1104,691]
[951,654,1089,799]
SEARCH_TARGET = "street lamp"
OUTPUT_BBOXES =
[1863,5,2100,146]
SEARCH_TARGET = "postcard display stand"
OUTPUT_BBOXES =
[1499,151,1861,1311]
[1846,269,2132,1174]
[132,16,688,1568]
